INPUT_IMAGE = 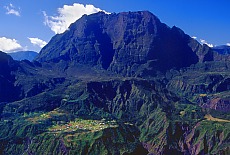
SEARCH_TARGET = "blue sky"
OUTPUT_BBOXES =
[0,0,229,53]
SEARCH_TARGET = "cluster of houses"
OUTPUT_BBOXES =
[48,118,118,134]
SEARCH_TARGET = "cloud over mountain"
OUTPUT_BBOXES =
[43,3,109,34]
[0,37,24,53]
[28,37,47,48]
[4,3,20,16]
[191,36,197,39]
[200,39,214,47]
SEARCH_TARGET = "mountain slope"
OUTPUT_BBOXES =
[0,51,20,102]
[8,51,38,61]
[0,51,67,103]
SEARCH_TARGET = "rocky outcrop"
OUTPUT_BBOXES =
[167,61,230,97]
[185,121,230,155]
[188,39,214,62]
[167,72,225,97]
[201,97,230,112]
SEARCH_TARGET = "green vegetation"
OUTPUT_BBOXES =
[1,54,230,154]
[186,120,230,154]
[1,75,229,154]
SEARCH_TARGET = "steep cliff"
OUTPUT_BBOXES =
[36,11,217,76]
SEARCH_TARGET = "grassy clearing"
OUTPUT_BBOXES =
[26,109,67,123]
[204,114,230,123]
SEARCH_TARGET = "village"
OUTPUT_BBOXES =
[47,118,119,134]
[24,108,134,136]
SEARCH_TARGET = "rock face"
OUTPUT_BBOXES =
[167,62,230,96]
[201,98,230,112]
[36,11,214,76]
[185,121,230,155]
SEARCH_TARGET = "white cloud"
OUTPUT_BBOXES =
[200,39,214,47]
[4,3,20,16]
[0,37,24,53]
[43,3,109,34]
[191,36,197,39]
[226,43,230,46]
[28,37,47,48]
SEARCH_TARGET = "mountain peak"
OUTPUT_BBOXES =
[36,11,213,76]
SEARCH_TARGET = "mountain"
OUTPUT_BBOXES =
[210,45,230,61]
[0,11,229,155]
[212,45,230,55]
[36,11,216,76]
[0,51,67,103]
[8,51,38,61]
